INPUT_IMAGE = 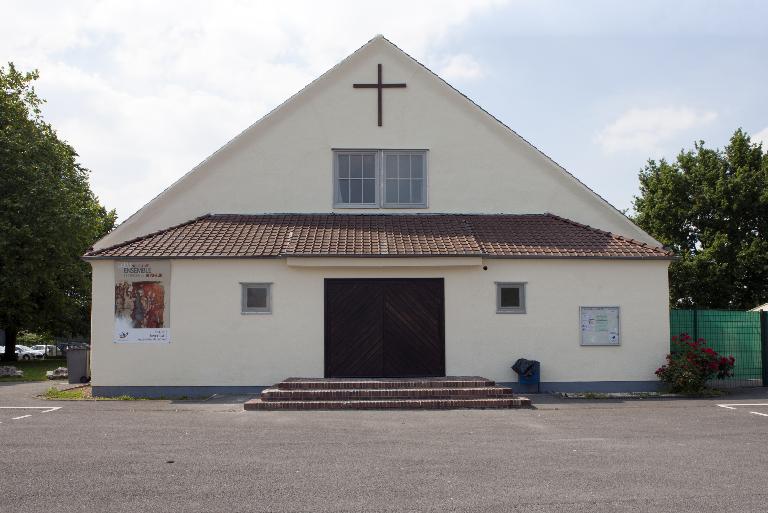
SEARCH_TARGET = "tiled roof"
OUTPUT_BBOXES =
[84,214,672,259]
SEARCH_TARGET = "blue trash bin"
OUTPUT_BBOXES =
[512,359,540,393]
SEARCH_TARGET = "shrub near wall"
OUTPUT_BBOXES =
[656,334,735,394]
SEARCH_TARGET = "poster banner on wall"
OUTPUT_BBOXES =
[113,261,171,343]
[580,306,620,346]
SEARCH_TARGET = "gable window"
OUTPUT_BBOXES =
[383,151,426,207]
[335,152,377,207]
[333,150,427,208]
[241,283,272,314]
[496,282,526,314]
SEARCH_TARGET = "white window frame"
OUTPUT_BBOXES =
[332,149,428,209]
[381,150,428,208]
[241,283,272,314]
[333,150,379,208]
[496,282,526,314]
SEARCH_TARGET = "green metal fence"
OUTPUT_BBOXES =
[670,310,765,387]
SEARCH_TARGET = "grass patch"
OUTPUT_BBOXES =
[110,394,142,401]
[44,386,88,400]
[680,388,727,397]
[0,359,67,382]
[43,386,144,401]
[558,391,670,399]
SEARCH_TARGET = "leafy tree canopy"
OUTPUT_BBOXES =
[633,129,768,309]
[0,62,116,361]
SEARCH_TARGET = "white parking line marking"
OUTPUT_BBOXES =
[0,407,62,411]
[0,406,62,422]
[717,403,768,408]
[718,404,768,418]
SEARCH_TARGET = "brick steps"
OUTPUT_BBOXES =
[276,376,495,390]
[244,397,530,410]
[261,386,513,401]
[244,376,532,411]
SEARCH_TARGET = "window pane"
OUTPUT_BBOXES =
[398,155,410,178]
[385,179,398,203]
[350,179,363,203]
[246,287,268,309]
[363,154,375,178]
[338,179,350,203]
[385,154,398,179]
[500,287,520,308]
[350,154,363,178]
[398,179,411,203]
[338,154,349,178]
[337,150,425,208]
[411,179,423,203]
[363,178,375,203]
[411,154,423,179]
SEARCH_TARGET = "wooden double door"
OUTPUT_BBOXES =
[324,279,445,378]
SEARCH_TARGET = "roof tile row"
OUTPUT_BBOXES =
[84,214,672,259]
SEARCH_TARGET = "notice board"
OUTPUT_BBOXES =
[580,306,620,346]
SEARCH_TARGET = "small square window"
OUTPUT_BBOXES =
[496,283,526,314]
[241,283,272,314]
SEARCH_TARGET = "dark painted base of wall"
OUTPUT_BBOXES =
[92,386,267,399]
[94,381,661,398]
[499,381,662,394]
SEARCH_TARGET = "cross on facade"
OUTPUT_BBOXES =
[353,63,406,127]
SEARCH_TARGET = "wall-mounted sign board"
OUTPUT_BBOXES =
[580,306,620,346]
[113,261,171,343]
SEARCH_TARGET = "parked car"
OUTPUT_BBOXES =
[56,342,90,354]
[0,346,42,359]
[16,345,45,359]
[31,344,61,357]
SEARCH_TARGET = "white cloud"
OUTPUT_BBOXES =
[752,127,768,150]
[595,107,718,153]
[0,0,506,220]
[438,53,485,81]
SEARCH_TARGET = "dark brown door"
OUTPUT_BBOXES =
[324,280,384,378]
[324,279,445,378]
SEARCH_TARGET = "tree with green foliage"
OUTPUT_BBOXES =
[633,129,768,309]
[0,63,116,362]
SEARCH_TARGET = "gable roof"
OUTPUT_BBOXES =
[84,214,672,259]
[94,35,661,251]
[381,37,650,243]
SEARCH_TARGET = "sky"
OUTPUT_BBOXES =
[2,0,767,221]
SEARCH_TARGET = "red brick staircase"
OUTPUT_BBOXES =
[244,376,531,410]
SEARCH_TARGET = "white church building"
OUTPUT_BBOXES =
[85,36,672,398]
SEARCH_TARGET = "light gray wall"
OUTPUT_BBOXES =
[90,258,670,387]
[95,37,657,250]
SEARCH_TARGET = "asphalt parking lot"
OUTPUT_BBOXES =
[2,382,768,513]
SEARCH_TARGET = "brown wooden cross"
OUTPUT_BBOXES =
[353,63,406,127]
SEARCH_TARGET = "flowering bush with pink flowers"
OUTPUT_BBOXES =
[655,334,736,394]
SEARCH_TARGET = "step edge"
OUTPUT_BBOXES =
[263,386,512,394]
[276,381,497,390]
[245,397,532,410]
